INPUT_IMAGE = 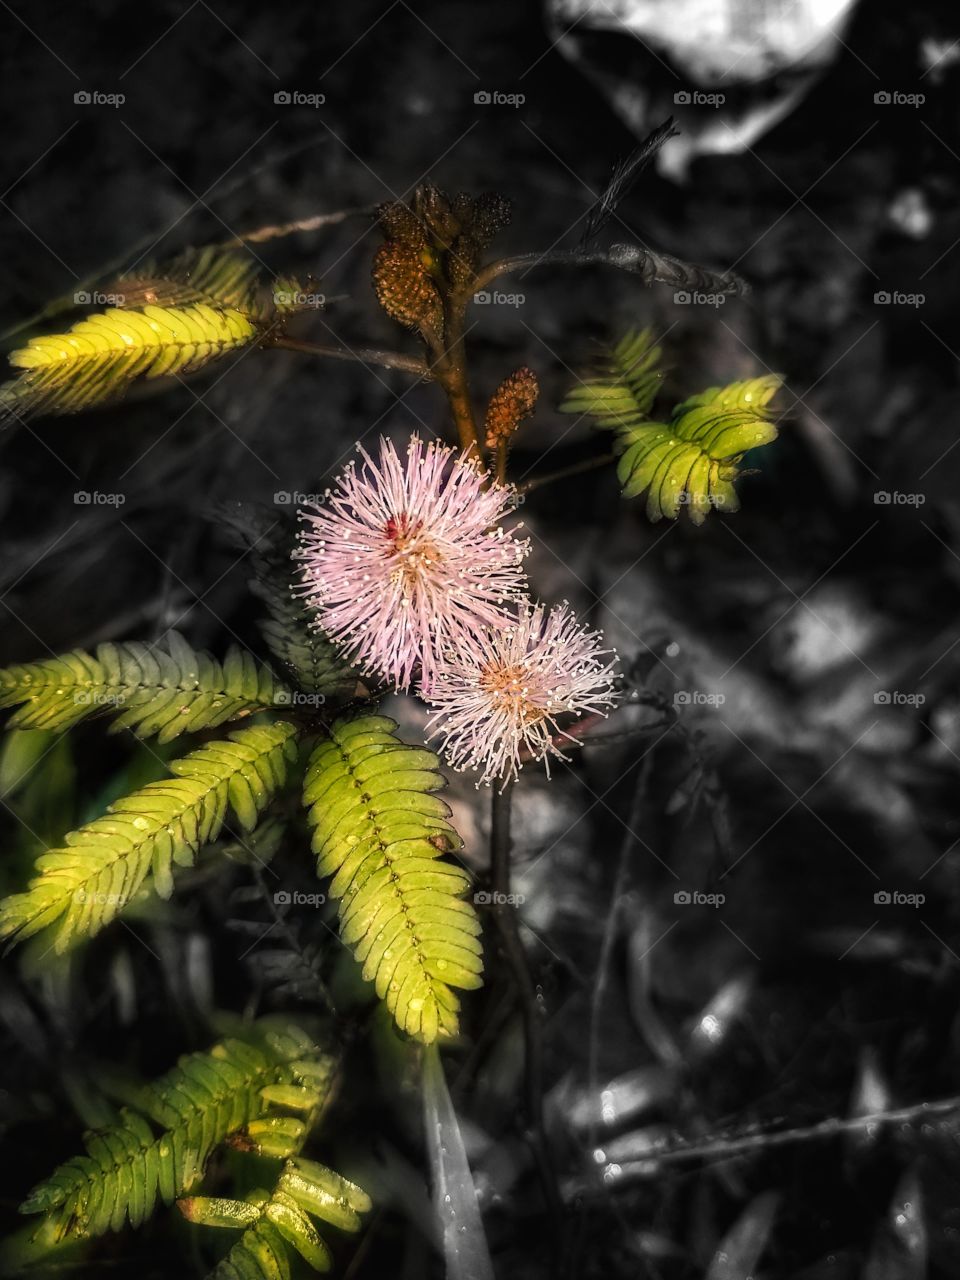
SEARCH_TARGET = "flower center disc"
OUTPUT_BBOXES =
[385,513,442,591]
[480,662,543,724]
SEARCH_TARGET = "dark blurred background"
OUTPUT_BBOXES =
[2,0,960,1277]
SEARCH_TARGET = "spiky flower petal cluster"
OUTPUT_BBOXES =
[296,436,529,691]
[425,602,619,786]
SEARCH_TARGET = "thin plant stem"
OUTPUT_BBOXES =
[268,334,430,378]
[431,304,482,457]
[494,439,509,485]
[520,451,617,494]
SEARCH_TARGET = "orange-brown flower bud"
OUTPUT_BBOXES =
[470,192,512,248]
[372,241,443,334]
[378,201,425,248]
[484,366,539,448]
[372,188,512,331]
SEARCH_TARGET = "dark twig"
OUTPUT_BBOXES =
[516,697,673,766]
[587,753,653,1141]
[571,719,674,749]
[568,754,654,1280]
[474,245,748,298]
[583,1095,960,1190]
[580,119,680,248]
[489,780,564,1238]
[221,205,376,247]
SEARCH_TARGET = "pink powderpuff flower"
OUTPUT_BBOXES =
[425,601,620,786]
[295,435,529,691]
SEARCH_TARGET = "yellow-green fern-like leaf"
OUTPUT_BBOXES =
[256,580,360,705]
[0,302,257,423]
[615,374,781,523]
[114,247,321,323]
[0,632,291,741]
[562,329,782,523]
[114,246,263,314]
[19,1020,332,1243]
[181,1156,370,1278]
[0,720,299,952]
[559,328,665,430]
[303,715,483,1044]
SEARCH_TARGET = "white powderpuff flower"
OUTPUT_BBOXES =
[426,601,620,786]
